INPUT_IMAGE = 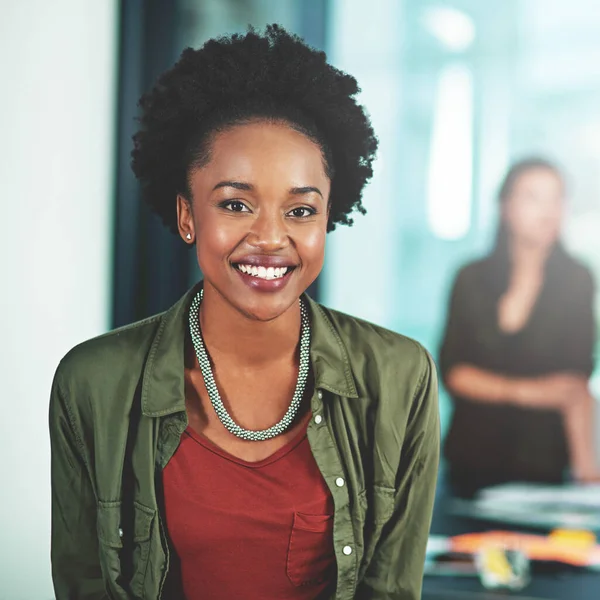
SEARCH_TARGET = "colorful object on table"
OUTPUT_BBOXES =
[449,529,600,569]
[548,528,597,548]
[475,546,530,591]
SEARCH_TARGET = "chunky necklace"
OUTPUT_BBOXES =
[188,288,311,441]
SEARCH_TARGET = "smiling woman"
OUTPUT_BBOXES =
[49,25,440,600]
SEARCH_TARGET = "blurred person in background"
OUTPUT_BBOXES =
[440,158,598,498]
[49,26,439,600]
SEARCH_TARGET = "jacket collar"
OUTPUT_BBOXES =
[141,283,358,417]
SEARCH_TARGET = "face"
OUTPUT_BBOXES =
[503,167,564,249]
[177,121,331,321]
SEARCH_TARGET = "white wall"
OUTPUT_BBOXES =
[323,0,404,327]
[0,2,118,598]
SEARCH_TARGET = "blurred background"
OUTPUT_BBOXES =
[2,0,600,598]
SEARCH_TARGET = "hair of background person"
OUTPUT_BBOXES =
[131,24,378,235]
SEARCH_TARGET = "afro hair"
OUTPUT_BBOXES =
[131,24,378,234]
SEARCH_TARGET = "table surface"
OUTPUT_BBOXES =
[427,482,600,599]
[423,571,599,600]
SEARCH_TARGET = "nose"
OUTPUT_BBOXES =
[246,210,289,251]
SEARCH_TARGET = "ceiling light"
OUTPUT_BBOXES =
[422,6,476,52]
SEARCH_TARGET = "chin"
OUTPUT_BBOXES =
[523,232,559,250]
[203,268,312,322]
[539,234,560,249]
[238,299,297,322]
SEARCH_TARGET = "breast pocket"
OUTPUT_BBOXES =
[97,500,155,599]
[286,512,336,587]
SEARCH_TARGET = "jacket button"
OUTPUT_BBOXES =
[335,477,345,487]
[314,414,323,425]
[343,545,353,555]
[317,390,323,400]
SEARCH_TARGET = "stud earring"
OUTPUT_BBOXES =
[186,233,192,240]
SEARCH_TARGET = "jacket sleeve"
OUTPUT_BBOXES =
[356,349,440,599]
[560,266,596,376]
[49,367,109,599]
[439,267,478,384]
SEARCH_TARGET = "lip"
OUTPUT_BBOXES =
[230,254,297,268]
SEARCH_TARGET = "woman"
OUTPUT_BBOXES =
[49,26,439,600]
[440,158,598,498]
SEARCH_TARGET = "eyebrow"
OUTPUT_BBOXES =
[290,186,323,199]
[213,181,252,192]
[212,180,323,199]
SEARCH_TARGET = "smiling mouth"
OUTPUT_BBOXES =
[232,263,296,281]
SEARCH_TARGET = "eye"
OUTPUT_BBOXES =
[221,200,250,213]
[287,206,316,218]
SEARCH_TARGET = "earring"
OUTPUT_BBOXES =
[186,233,192,240]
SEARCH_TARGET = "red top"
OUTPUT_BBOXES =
[162,418,337,600]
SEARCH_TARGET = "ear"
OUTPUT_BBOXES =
[177,194,195,243]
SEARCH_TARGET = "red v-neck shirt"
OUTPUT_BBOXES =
[162,418,337,599]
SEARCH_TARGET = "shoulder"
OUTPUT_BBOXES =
[315,303,435,389]
[314,304,439,461]
[562,253,595,289]
[54,312,164,395]
[452,257,490,289]
[547,249,595,302]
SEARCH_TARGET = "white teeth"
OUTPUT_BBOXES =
[235,264,290,280]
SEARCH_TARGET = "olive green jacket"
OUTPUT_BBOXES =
[50,284,440,600]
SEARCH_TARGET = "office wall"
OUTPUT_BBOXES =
[324,0,600,444]
[0,2,118,597]
[324,0,404,327]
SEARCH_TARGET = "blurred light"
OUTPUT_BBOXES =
[577,121,600,155]
[422,6,476,52]
[427,63,474,241]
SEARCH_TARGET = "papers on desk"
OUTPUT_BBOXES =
[479,483,600,508]
[451,483,600,531]
[426,529,600,572]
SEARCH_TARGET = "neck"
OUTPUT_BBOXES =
[509,239,554,271]
[197,282,302,366]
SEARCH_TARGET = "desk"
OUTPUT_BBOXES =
[426,479,600,599]
[423,570,599,599]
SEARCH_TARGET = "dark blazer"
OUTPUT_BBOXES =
[439,246,596,496]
